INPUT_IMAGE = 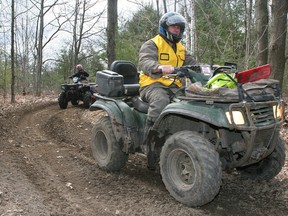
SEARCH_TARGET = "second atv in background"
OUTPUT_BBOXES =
[58,64,97,109]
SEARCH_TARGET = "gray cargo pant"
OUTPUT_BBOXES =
[140,83,180,123]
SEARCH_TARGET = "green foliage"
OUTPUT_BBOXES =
[115,0,252,71]
[41,67,63,93]
[195,0,248,68]
[0,60,11,94]
[56,49,73,81]
[116,5,159,65]
[84,48,105,80]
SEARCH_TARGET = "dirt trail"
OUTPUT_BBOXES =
[0,101,287,216]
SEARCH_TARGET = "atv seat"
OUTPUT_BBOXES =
[131,96,149,113]
[110,60,140,96]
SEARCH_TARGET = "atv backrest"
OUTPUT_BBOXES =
[110,60,140,96]
[110,60,139,84]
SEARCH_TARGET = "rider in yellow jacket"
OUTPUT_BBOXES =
[138,12,197,142]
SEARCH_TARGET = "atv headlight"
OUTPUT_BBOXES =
[273,103,284,120]
[226,111,245,125]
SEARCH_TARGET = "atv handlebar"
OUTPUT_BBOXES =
[212,66,234,77]
[155,66,191,77]
[155,63,237,78]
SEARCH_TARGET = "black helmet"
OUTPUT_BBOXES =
[159,12,187,43]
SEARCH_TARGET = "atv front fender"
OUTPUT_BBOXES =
[160,101,231,128]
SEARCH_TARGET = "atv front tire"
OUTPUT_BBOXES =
[160,131,222,207]
[237,137,286,181]
[91,115,128,172]
[58,92,68,109]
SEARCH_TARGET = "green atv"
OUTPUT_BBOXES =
[90,60,286,207]
[58,76,97,109]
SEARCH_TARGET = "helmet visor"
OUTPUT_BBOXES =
[166,15,187,27]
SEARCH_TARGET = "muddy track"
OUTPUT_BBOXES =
[0,102,287,216]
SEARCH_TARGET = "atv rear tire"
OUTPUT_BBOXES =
[58,92,68,109]
[91,115,128,172]
[83,92,92,108]
[237,137,286,181]
[160,131,222,207]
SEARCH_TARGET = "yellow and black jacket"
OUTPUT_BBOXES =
[139,34,187,88]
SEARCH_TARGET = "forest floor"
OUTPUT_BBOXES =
[0,95,288,216]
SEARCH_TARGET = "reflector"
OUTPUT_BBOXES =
[236,64,271,84]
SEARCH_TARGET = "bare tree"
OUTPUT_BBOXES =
[72,0,80,69]
[4,0,37,98]
[33,0,61,96]
[107,0,118,67]
[32,0,72,96]
[182,0,196,57]
[163,0,167,13]
[255,0,269,66]
[17,3,33,96]
[70,0,105,73]
[72,0,90,66]
[173,0,177,11]
[155,0,160,21]
[268,0,288,87]
[34,0,45,97]
[11,0,16,103]
[243,0,253,68]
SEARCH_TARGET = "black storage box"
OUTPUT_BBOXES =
[96,70,124,97]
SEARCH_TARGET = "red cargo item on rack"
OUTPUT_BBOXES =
[236,64,272,84]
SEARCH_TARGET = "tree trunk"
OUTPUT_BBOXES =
[72,0,80,68]
[35,0,44,97]
[75,0,86,66]
[163,0,167,13]
[182,0,195,57]
[255,0,269,66]
[244,0,253,69]
[155,0,160,22]
[10,0,15,103]
[107,0,117,68]
[268,0,288,88]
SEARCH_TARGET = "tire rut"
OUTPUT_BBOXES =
[2,104,101,215]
